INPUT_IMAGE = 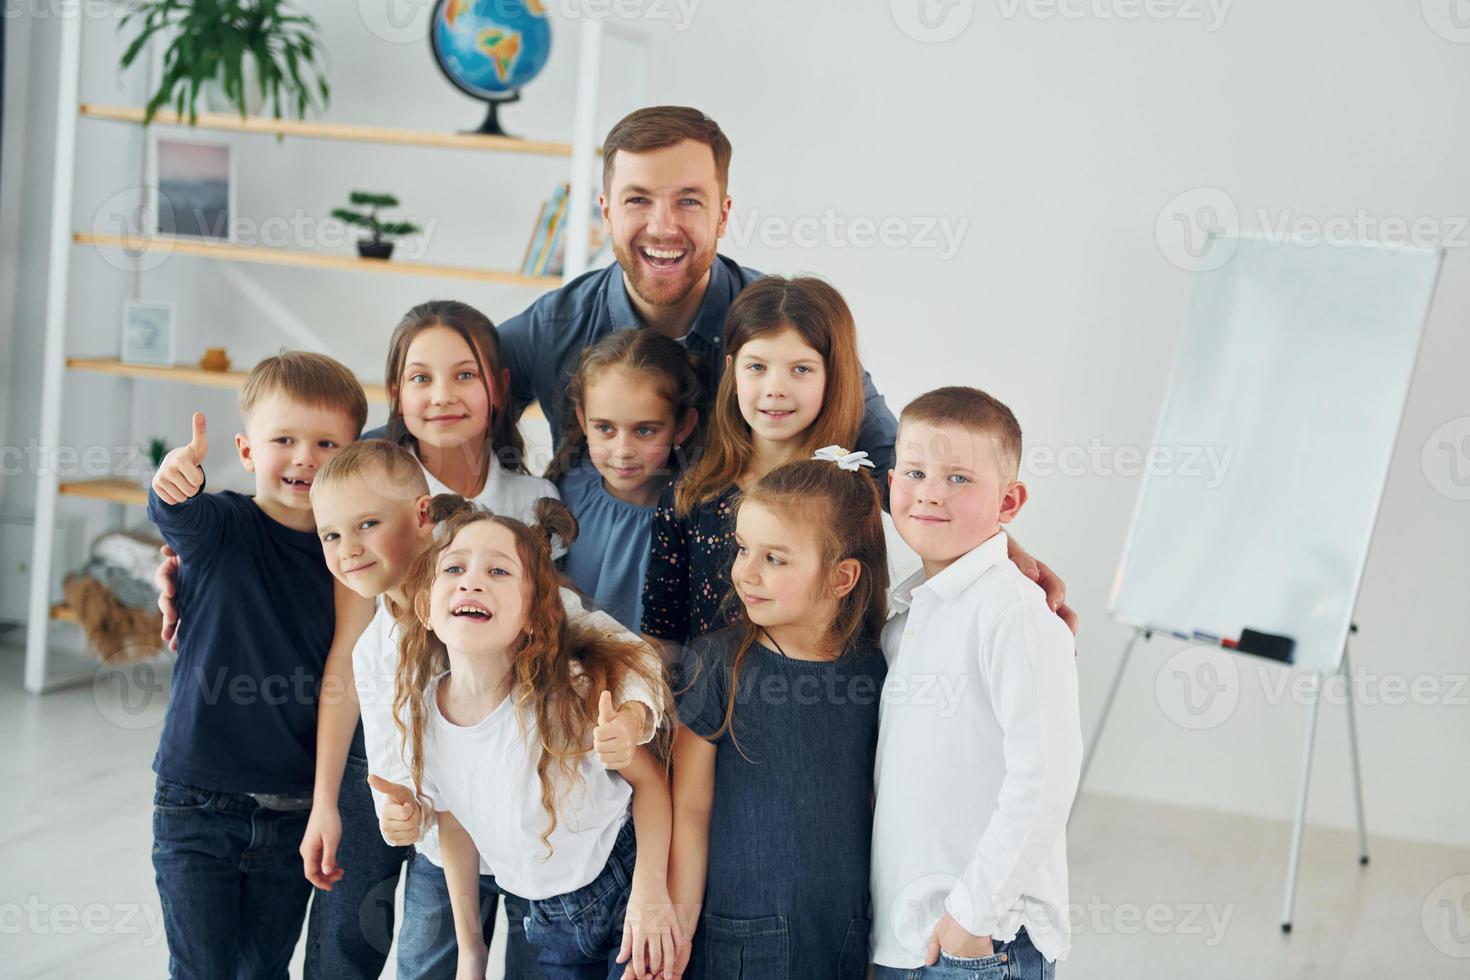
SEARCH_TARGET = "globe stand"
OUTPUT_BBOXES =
[469,91,520,137]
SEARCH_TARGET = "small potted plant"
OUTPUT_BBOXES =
[144,437,168,487]
[119,0,331,125]
[332,192,422,260]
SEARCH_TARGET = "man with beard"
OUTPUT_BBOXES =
[497,105,898,466]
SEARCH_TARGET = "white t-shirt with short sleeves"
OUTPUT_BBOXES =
[355,588,645,872]
[416,643,662,901]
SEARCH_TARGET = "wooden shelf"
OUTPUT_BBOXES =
[75,233,562,288]
[67,357,388,403]
[79,103,577,158]
[58,479,149,506]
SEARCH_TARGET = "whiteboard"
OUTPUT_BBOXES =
[1109,235,1442,673]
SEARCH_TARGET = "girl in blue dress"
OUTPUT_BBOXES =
[547,329,701,632]
[668,454,890,980]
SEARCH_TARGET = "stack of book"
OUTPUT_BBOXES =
[522,183,610,278]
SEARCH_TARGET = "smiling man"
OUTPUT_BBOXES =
[499,105,899,476]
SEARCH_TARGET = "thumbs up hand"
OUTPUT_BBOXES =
[368,774,424,847]
[593,689,647,772]
[152,412,210,504]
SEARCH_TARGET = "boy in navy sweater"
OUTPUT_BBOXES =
[147,351,366,979]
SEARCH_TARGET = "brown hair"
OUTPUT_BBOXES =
[544,329,702,483]
[384,300,529,475]
[602,106,732,195]
[901,386,1023,479]
[313,438,430,502]
[239,350,368,437]
[675,276,866,515]
[706,459,889,750]
[393,496,671,855]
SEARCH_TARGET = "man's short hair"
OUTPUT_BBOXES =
[602,106,732,194]
[900,386,1023,478]
[314,439,429,502]
[239,350,369,437]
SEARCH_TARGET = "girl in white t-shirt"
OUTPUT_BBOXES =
[394,496,679,980]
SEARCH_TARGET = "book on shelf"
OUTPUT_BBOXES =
[522,184,613,278]
[546,194,610,277]
[523,183,567,277]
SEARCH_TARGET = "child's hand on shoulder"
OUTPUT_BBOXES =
[152,412,209,504]
[926,913,994,962]
[368,775,423,846]
[594,690,648,771]
[618,877,682,980]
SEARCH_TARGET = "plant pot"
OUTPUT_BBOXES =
[201,59,265,117]
[357,240,395,261]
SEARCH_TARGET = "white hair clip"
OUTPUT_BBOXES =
[813,445,874,472]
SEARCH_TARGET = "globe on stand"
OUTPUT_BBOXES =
[429,0,553,137]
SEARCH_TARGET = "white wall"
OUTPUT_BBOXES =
[640,0,1470,848]
[4,1,1467,847]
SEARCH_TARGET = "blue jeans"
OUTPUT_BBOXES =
[304,755,413,979]
[152,776,313,980]
[523,818,637,980]
[398,850,545,980]
[873,928,1055,980]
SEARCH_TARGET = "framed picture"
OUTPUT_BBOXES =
[147,132,236,241]
[121,300,176,366]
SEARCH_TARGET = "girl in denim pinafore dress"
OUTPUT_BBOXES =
[669,454,890,980]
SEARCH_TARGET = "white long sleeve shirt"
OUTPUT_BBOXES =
[871,531,1082,967]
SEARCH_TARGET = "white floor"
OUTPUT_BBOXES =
[4,636,1467,979]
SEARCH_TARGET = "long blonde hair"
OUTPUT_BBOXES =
[393,495,671,854]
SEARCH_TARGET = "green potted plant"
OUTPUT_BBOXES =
[119,0,331,125]
[332,192,422,261]
[142,437,168,488]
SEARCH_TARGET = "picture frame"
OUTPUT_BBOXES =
[120,300,176,367]
[147,131,237,242]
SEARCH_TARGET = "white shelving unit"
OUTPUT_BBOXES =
[24,5,644,693]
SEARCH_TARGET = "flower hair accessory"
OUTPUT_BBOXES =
[812,445,874,472]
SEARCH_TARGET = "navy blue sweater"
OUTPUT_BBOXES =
[147,484,337,795]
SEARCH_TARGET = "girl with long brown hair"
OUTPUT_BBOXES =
[639,275,869,646]
[384,299,558,520]
[666,455,890,979]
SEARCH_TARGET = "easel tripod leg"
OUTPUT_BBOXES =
[1281,672,1322,934]
[1342,645,1369,865]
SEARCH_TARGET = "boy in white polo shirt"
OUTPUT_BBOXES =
[872,386,1082,980]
